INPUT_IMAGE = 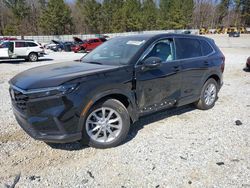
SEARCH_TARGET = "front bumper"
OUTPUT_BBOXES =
[38,52,45,57]
[10,85,83,143]
[13,106,82,143]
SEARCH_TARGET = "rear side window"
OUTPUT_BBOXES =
[15,42,26,48]
[175,38,202,59]
[200,40,214,56]
[26,42,38,47]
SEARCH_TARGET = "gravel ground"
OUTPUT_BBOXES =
[0,36,250,187]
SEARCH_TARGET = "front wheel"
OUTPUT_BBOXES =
[194,78,218,110]
[81,99,130,149]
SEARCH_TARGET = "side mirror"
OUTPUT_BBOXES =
[142,57,162,68]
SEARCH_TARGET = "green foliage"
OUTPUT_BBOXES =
[241,0,250,26]
[216,0,232,24]
[121,0,142,32]
[4,0,30,21]
[77,0,102,33]
[142,0,157,30]
[3,24,18,35]
[39,0,73,35]
[158,0,194,29]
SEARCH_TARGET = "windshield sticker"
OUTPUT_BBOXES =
[126,40,145,46]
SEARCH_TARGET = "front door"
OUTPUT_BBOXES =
[135,38,181,113]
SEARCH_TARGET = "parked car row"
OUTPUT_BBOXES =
[44,36,108,53]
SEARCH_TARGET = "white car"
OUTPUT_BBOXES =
[0,40,45,62]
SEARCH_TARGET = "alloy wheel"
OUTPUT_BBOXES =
[86,107,122,143]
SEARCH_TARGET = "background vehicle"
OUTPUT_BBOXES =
[199,27,209,35]
[0,37,17,41]
[0,40,45,62]
[9,34,224,148]
[46,40,74,52]
[246,57,250,70]
[72,37,107,53]
[228,31,240,37]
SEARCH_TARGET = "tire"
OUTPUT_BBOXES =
[194,78,218,110]
[81,99,130,149]
[28,52,38,62]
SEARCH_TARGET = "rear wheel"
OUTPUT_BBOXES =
[194,78,218,110]
[81,99,130,149]
[28,52,38,62]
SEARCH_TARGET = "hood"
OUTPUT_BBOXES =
[10,62,119,90]
[51,40,62,44]
[73,37,84,43]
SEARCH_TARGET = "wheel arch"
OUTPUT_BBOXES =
[205,74,221,87]
[78,89,139,132]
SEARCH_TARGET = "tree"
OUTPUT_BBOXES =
[141,0,158,30]
[241,0,250,26]
[158,0,172,29]
[121,0,143,32]
[39,0,73,35]
[76,0,102,34]
[159,0,192,29]
[3,0,30,35]
[216,0,232,25]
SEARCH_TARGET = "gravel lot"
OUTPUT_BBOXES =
[0,35,250,188]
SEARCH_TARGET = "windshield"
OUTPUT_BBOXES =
[82,37,147,65]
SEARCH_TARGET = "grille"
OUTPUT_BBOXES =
[10,88,28,111]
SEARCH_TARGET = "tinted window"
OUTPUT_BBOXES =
[175,38,202,59]
[26,42,38,47]
[200,40,213,56]
[145,39,174,62]
[15,42,26,48]
[89,40,94,43]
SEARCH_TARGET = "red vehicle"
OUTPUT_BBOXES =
[0,37,17,41]
[71,37,107,53]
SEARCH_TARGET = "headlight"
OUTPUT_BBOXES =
[26,83,79,99]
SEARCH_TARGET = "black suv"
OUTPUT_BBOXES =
[9,34,225,148]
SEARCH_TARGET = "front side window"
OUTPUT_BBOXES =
[175,38,202,59]
[145,39,174,62]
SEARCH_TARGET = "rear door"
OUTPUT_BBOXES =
[14,41,28,56]
[175,37,210,103]
[135,38,181,113]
